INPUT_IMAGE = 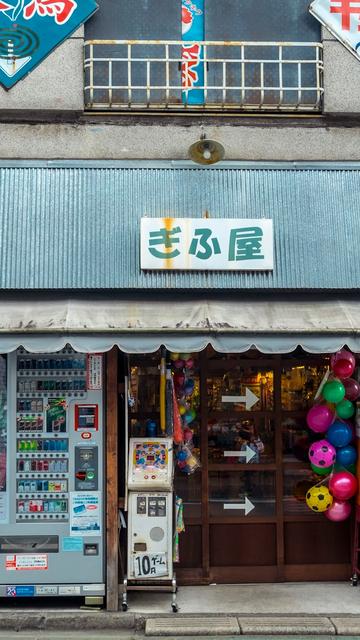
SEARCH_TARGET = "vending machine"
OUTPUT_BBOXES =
[123,437,177,611]
[0,347,105,601]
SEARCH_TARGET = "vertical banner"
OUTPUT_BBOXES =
[181,0,205,105]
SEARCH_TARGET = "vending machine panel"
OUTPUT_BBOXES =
[0,348,105,599]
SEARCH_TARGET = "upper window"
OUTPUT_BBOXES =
[85,0,320,41]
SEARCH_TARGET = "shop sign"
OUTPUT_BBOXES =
[0,0,98,89]
[310,0,360,60]
[141,218,273,271]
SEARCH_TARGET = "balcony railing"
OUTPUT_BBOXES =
[84,40,323,112]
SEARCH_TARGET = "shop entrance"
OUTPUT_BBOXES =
[126,348,351,585]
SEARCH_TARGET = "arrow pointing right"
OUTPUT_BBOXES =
[223,446,257,463]
[221,387,259,411]
[223,496,255,516]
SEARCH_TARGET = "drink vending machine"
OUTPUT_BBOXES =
[0,347,105,601]
[123,437,177,611]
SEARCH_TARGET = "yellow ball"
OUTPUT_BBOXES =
[306,485,333,513]
[170,352,180,361]
[179,405,186,416]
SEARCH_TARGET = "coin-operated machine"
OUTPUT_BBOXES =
[123,437,177,611]
[0,348,105,602]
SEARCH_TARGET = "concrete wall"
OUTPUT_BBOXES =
[0,120,360,161]
[322,27,360,115]
[0,27,84,113]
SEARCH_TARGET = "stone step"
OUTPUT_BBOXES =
[238,616,335,635]
[145,616,240,636]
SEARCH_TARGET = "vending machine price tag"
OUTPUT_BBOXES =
[133,552,168,579]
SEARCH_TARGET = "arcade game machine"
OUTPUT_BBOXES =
[0,348,105,603]
[122,436,177,611]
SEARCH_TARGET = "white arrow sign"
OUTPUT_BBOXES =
[221,387,259,411]
[223,446,257,463]
[223,497,255,516]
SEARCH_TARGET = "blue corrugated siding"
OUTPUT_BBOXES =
[0,162,359,289]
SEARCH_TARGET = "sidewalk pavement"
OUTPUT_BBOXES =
[1,583,360,635]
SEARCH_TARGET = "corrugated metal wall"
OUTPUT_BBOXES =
[0,162,358,289]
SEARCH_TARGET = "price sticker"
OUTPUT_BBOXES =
[133,552,168,579]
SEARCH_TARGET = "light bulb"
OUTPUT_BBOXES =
[203,146,211,160]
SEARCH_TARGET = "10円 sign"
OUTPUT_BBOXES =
[0,0,98,89]
[141,218,273,271]
[310,0,360,60]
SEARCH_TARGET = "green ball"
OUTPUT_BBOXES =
[322,379,345,404]
[311,463,331,476]
[336,398,355,419]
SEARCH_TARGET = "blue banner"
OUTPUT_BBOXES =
[181,0,204,105]
[0,0,98,89]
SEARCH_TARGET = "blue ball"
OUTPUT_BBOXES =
[327,420,353,448]
[336,444,357,467]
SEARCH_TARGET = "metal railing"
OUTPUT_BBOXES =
[84,40,324,112]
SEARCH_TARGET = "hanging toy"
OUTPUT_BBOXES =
[306,485,333,513]
[173,380,184,445]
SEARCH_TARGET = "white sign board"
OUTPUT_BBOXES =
[310,0,360,59]
[141,218,273,271]
[133,552,168,579]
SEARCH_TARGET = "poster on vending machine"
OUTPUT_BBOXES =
[70,492,101,536]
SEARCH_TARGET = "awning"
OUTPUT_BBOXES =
[0,294,360,354]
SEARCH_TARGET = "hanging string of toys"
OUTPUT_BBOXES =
[170,352,201,475]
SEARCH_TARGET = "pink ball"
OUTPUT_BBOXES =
[183,428,193,442]
[329,471,358,501]
[325,499,352,522]
[332,359,355,379]
[308,439,336,468]
[331,349,356,369]
[306,405,334,433]
[343,377,360,401]
[185,358,194,369]
[174,359,185,369]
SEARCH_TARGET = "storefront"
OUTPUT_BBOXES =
[0,161,360,608]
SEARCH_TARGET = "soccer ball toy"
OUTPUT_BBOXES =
[306,485,333,513]
[308,439,336,468]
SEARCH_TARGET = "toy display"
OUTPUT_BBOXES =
[304,348,358,522]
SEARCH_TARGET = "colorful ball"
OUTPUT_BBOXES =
[329,471,358,501]
[336,445,357,468]
[336,399,355,419]
[174,359,185,369]
[327,420,353,448]
[311,463,331,476]
[324,499,352,522]
[306,485,333,513]
[170,352,180,361]
[184,409,196,424]
[322,379,345,404]
[343,378,360,401]
[306,405,334,433]
[331,349,356,369]
[308,439,336,468]
[185,358,194,369]
[333,358,355,379]
[183,428,193,442]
